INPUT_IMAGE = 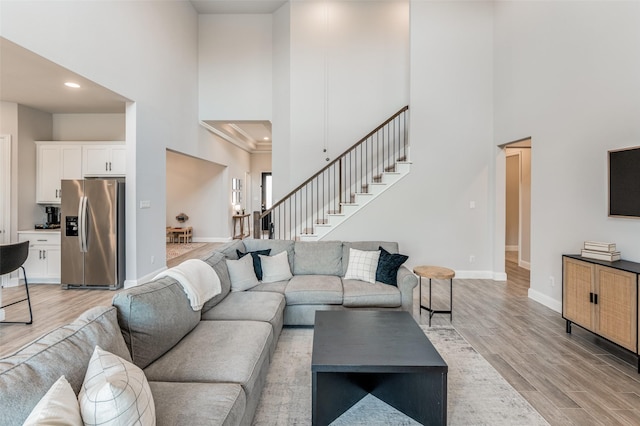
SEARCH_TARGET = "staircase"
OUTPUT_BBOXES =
[254,106,410,241]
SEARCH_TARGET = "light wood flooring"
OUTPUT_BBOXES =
[0,242,222,355]
[2,248,640,425]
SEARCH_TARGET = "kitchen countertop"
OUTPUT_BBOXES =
[18,228,61,233]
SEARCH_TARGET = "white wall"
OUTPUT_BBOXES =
[197,13,271,238]
[1,102,55,236]
[329,1,496,277]
[494,1,640,311]
[17,105,54,231]
[196,126,252,237]
[1,1,200,284]
[198,14,272,121]
[166,150,226,242]
[271,2,291,200]
[53,113,125,140]
[0,102,20,242]
[276,0,409,196]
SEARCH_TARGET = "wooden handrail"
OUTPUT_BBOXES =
[260,105,408,219]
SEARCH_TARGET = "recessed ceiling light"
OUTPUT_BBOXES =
[263,137,270,141]
[64,82,80,88]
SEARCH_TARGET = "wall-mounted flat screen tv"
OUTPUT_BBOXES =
[609,146,640,218]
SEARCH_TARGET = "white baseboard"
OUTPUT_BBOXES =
[7,277,59,287]
[493,271,507,281]
[528,288,562,313]
[123,266,167,289]
[454,270,495,279]
[505,245,518,252]
[448,270,507,281]
[518,259,531,270]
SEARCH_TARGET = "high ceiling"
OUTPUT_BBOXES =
[189,0,286,14]
[0,37,129,114]
[0,0,278,152]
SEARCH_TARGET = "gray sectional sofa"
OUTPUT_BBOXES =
[0,239,416,425]
[215,239,417,325]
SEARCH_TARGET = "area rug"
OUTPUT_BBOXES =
[253,326,549,425]
[166,242,207,260]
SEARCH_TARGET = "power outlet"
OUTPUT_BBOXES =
[469,255,476,263]
[150,255,155,264]
[549,276,555,287]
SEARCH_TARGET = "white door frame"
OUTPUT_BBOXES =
[0,135,11,318]
[0,135,10,247]
[504,143,531,271]
[505,150,523,259]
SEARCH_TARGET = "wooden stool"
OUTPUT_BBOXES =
[232,214,250,239]
[414,265,455,326]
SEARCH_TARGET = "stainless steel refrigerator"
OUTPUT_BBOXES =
[61,179,125,290]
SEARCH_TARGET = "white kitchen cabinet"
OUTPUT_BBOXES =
[17,231,61,284]
[36,143,83,204]
[83,143,126,176]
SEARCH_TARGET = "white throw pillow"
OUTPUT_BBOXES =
[79,346,155,426]
[23,375,82,426]
[260,251,293,283]
[344,248,381,284]
[226,254,260,291]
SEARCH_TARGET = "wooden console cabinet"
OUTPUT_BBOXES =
[563,255,639,371]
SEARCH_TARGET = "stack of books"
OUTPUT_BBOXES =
[581,241,621,261]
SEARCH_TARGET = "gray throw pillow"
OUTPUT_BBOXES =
[226,255,259,291]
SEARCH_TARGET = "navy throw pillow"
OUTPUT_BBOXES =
[375,246,408,286]
[237,249,271,281]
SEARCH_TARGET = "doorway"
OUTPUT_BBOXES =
[260,172,272,235]
[261,172,272,210]
[503,138,531,273]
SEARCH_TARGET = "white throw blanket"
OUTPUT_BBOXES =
[153,259,221,310]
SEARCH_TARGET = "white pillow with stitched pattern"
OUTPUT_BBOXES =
[344,248,381,284]
[79,346,155,426]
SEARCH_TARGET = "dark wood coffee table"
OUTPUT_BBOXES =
[311,310,448,425]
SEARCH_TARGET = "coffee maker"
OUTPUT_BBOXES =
[45,206,60,228]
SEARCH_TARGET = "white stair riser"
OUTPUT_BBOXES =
[282,162,410,241]
[318,163,410,240]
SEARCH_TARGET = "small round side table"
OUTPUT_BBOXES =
[413,265,455,326]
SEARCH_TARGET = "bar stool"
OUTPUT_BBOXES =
[414,265,455,326]
[0,240,33,325]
